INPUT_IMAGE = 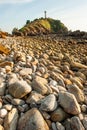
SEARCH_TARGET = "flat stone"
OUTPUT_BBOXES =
[0,125,4,130]
[82,117,87,130]
[32,76,49,95]
[3,104,13,111]
[8,79,32,98]
[17,108,49,130]
[63,119,72,130]
[56,122,65,130]
[4,108,18,130]
[5,65,12,73]
[0,109,8,118]
[51,107,68,122]
[67,84,84,103]
[38,67,46,74]
[58,91,81,115]
[4,94,13,103]
[0,82,6,96]
[0,61,13,68]
[71,116,85,130]
[41,111,50,120]
[0,118,3,125]
[14,52,26,62]
[70,77,83,89]
[81,104,87,113]
[11,98,25,106]
[50,72,65,87]
[52,122,57,130]
[70,61,87,69]
[58,85,67,92]
[26,91,44,104]
[19,68,32,76]
[0,101,2,109]
[40,94,57,112]
[49,80,57,86]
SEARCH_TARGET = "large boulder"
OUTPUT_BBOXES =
[17,108,49,130]
[58,92,81,115]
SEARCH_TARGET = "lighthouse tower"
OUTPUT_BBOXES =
[44,11,47,19]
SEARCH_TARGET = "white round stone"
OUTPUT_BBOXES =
[0,109,8,118]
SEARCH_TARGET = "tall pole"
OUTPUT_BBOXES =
[44,11,47,19]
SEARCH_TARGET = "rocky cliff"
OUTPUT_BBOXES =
[12,18,68,36]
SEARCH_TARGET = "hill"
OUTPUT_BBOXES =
[12,18,68,36]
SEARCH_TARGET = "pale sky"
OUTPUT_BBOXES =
[0,0,87,33]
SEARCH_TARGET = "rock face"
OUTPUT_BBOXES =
[58,92,81,115]
[17,108,49,130]
[8,79,32,98]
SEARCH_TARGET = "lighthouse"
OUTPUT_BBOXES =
[44,11,47,19]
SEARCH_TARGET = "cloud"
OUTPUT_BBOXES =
[0,0,34,4]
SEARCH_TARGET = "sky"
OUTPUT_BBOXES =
[0,0,87,33]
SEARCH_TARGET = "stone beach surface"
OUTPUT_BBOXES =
[0,35,87,130]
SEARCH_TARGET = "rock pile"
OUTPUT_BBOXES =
[0,35,87,130]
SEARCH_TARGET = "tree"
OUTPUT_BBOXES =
[26,20,31,25]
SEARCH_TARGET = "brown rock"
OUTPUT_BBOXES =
[17,108,49,130]
[8,79,32,98]
[32,76,49,95]
[26,91,44,104]
[14,52,26,62]
[70,77,83,89]
[71,61,87,69]
[0,43,10,55]
[0,125,4,130]
[4,108,18,130]
[67,84,84,103]
[19,68,32,76]
[51,107,68,122]
[71,116,85,130]
[58,91,81,115]
[0,61,13,68]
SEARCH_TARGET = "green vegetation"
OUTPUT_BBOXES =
[12,17,68,36]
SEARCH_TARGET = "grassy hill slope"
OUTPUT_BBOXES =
[12,18,68,36]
